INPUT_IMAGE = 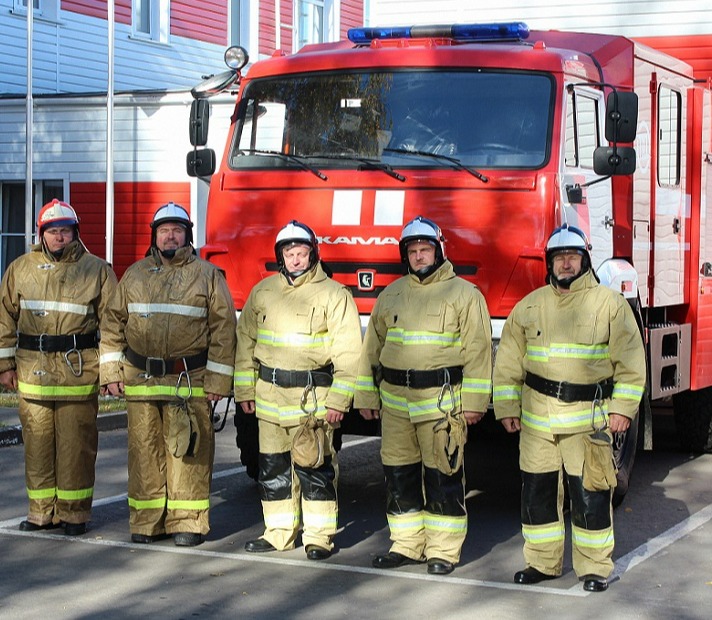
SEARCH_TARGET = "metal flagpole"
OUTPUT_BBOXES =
[25,1,34,251]
[105,0,115,264]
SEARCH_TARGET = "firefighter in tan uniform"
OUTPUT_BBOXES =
[101,202,236,547]
[235,221,361,560]
[493,225,646,592]
[355,216,492,575]
[0,199,117,535]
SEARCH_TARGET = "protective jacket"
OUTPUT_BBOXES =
[0,240,117,399]
[493,271,646,434]
[234,263,361,426]
[355,260,492,419]
[100,246,236,397]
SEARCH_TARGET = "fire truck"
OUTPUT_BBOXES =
[188,22,712,501]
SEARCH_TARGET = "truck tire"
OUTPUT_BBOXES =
[672,387,712,453]
[234,409,260,481]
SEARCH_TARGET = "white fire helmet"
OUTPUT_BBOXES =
[398,216,447,263]
[274,220,320,271]
[37,199,79,235]
[150,202,193,246]
[545,224,593,285]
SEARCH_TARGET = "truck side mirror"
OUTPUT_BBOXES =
[187,148,216,177]
[593,146,636,176]
[605,91,638,143]
[189,100,210,147]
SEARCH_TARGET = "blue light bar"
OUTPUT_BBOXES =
[347,22,530,45]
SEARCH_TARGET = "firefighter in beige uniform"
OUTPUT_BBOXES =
[493,225,645,592]
[235,221,361,560]
[355,216,492,576]
[101,203,236,547]
[0,199,117,535]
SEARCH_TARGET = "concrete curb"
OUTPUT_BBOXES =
[0,410,127,448]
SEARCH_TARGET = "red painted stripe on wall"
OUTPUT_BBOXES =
[69,181,191,277]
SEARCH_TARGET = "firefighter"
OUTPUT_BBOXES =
[355,216,492,575]
[0,199,117,535]
[493,224,646,592]
[100,202,236,546]
[234,221,361,560]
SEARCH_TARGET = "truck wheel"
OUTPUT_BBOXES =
[672,387,712,453]
[234,409,260,481]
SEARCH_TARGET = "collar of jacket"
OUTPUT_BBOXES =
[33,239,86,263]
[549,269,599,295]
[280,262,327,288]
[407,259,455,286]
[149,245,196,267]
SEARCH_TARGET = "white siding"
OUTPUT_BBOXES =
[0,6,227,95]
[0,92,234,184]
[369,1,712,37]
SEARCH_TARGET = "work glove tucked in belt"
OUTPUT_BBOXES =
[582,429,617,492]
[432,412,466,475]
[291,413,326,469]
[167,403,200,459]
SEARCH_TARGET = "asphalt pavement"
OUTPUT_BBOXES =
[0,407,710,619]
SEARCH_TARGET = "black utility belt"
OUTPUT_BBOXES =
[124,347,208,377]
[18,332,98,353]
[258,363,333,388]
[525,372,614,403]
[382,365,463,389]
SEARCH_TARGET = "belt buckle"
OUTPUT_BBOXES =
[271,367,279,386]
[38,333,49,353]
[405,369,411,388]
[555,381,567,401]
[146,356,166,378]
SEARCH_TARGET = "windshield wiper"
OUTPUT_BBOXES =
[237,149,327,181]
[382,148,489,183]
[308,153,406,182]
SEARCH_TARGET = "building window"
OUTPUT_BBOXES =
[13,0,59,20]
[0,180,64,276]
[229,0,251,49]
[132,0,170,44]
[15,0,40,10]
[297,0,325,49]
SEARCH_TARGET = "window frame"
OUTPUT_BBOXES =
[131,0,171,45]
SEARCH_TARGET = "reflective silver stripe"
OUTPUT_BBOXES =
[100,351,124,364]
[128,303,207,318]
[0,346,16,358]
[206,360,234,376]
[20,300,93,315]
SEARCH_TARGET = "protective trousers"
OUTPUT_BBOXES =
[127,399,214,536]
[19,396,98,526]
[257,418,338,551]
[380,410,468,564]
[519,430,614,578]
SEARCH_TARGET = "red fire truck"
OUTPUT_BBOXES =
[188,22,712,500]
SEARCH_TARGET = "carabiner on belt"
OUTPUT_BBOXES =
[300,370,318,414]
[175,361,193,403]
[63,335,83,378]
[437,368,456,414]
[591,383,607,431]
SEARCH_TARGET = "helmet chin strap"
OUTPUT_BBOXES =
[551,266,588,289]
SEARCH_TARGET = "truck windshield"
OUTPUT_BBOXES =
[230,70,553,171]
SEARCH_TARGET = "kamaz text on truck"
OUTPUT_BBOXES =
[187,22,712,502]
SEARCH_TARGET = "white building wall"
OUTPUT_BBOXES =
[0,92,234,184]
[0,4,227,95]
[369,1,712,37]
